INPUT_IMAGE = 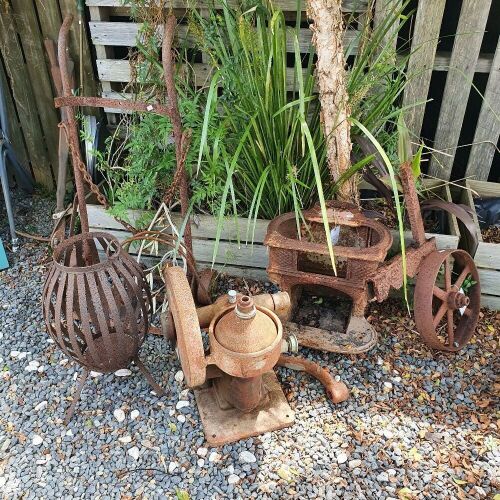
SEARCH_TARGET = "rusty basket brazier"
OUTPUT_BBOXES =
[43,232,165,423]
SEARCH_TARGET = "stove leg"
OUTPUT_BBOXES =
[64,368,90,425]
[134,357,166,397]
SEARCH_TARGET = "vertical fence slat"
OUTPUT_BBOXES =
[34,0,63,41]
[0,4,53,189]
[428,0,492,180]
[58,0,98,100]
[10,0,60,178]
[402,0,446,144]
[465,38,500,180]
[0,57,29,169]
[373,0,400,57]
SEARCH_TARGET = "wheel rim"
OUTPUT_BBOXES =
[415,249,480,351]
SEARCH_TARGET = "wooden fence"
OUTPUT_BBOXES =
[86,0,498,183]
[0,0,96,190]
[0,0,498,189]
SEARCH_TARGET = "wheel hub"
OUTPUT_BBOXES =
[447,291,470,310]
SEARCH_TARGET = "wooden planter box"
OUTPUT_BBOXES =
[460,179,500,311]
[361,178,460,253]
[88,205,270,280]
[89,181,459,282]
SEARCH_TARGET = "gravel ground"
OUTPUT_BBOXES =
[0,188,498,499]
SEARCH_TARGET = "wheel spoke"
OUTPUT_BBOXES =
[433,302,448,328]
[453,265,471,291]
[433,286,447,302]
[446,309,454,346]
[444,257,451,291]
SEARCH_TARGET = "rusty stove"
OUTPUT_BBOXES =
[265,201,392,353]
[265,163,481,353]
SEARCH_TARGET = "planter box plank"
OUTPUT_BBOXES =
[460,179,500,310]
[87,204,268,243]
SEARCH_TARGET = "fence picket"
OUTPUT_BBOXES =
[465,38,500,181]
[402,0,446,146]
[428,0,493,180]
[0,5,53,189]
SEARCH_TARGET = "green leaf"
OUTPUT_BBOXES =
[352,118,409,311]
[411,144,423,179]
[176,489,190,500]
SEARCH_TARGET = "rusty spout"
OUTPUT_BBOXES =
[277,354,349,404]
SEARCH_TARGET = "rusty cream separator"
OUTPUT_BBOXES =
[162,267,349,446]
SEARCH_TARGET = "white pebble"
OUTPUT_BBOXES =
[168,462,178,473]
[227,474,240,485]
[383,381,393,392]
[46,338,54,344]
[10,351,20,358]
[130,410,140,421]
[65,430,73,437]
[59,359,68,366]
[114,369,132,377]
[197,459,205,467]
[113,409,126,423]
[118,436,132,444]
[34,401,48,411]
[90,371,101,378]
[176,400,189,410]
[174,370,184,383]
[197,447,208,457]
[177,415,186,423]
[18,352,27,360]
[336,452,348,464]
[32,435,43,446]
[208,452,220,462]
[128,447,140,460]
[349,459,362,469]
[239,451,256,463]
[179,389,190,400]
[383,429,394,439]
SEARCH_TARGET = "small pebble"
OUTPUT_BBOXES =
[128,447,140,460]
[113,409,126,423]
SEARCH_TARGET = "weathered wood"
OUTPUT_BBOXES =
[373,0,400,60]
[95,50,494,86]
[481,294,500,311]
[10,0,60,177]
[85,0,367,11]
[87,204,269,243]
[34,0,62,41]
[465,38,500,180]
[0,58,29,169]
[59,0,98,100]
[402,0,446,145]
[92,227,269,268]
[429,0,493,180]
[88,21,359,53]
[460,179,500,309]
[0,5,53,189]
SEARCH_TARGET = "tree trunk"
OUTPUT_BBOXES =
[308,0,358,204]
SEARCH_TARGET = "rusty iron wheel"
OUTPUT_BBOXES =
[414,249,480,352]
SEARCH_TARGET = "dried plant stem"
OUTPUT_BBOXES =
[162,14,193,256]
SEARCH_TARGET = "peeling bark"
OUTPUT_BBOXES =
[308,0,358,204]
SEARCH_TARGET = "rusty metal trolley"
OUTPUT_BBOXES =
[265,162,481,353]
